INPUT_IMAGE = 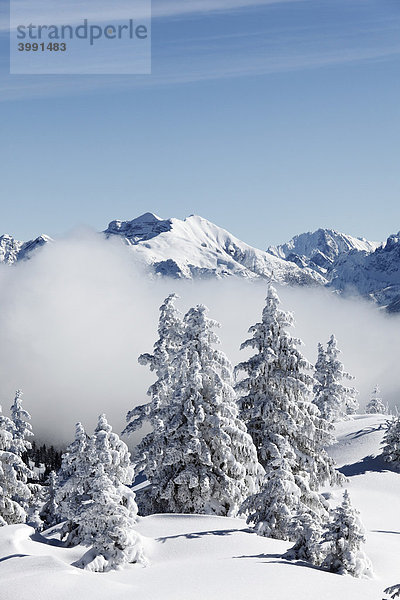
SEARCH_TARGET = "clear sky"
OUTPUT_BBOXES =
[0,0,399,248]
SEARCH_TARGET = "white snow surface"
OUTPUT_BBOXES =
[105,213,324,284]
[1,414,399,599]
[267,228,380,265]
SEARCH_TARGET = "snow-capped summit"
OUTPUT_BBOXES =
[104,212,173,243]
[328,231,400,311]
[104,213,324,285]
[267,228,380,273]
[0,233,52,264]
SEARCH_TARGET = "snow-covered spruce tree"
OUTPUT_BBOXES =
[123,293,184,514]
[40,471,60,529]
[236,286,341,539]
[8,390,43,528]
[128,303,264,516]
[366,385,386,415]
[381,416,400,470]
[283,511,325,566]
[91,414,136,499]
[322,490,372,578]
[55,422,90,545]
[10,390,33,456]
[313,335,359,422]
[0,404,32,525]
[241,452,301,539]
[73,414,144,572]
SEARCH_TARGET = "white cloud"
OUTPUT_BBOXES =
[152,0,303,19]
[0,232,398,449]
[2,0,301,32]
[1,41,399,102]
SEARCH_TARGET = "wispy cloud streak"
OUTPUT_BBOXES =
[2,0,303,31]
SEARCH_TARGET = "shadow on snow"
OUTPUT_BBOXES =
[233,553,324,572]
[156,527,254,543]
[339,453,395,477]
[0,553,28,563]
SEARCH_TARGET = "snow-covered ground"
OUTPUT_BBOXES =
[1,414,399,600]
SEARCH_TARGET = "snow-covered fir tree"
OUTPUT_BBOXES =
[0,404,32,526]
[381,416,400,470]
[8,390,42,528]
[73,415,144,572]
[55,422,90,545]
[366,385,386,415]
[236,286,341,539]
[313,335,359,422]
[74,462,144,572]
[127,301,264,516]
[322,490,372,578]
[9,390,33,456]
[123,294,185,514]
[283,511,325,566]
[137,293,184,377]
[40,471,60,529]
[241,453,301,540]
[92,414,136,496]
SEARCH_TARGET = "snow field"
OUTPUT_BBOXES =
[1,414,399,600]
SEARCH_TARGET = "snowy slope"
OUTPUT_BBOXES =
[1,414,399,600]
[104,213,324,285]
[267,228,380,274]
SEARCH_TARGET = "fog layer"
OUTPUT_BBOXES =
[0,231,398,447]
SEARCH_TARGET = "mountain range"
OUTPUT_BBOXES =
[1,212,399,311]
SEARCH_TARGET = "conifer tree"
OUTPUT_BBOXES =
[123,294,184,512]
[92,414,135,501]
[283,511,325,566]
[55,422,90,545]
[10,390,33,456]
[366,385,386,415]
[241,453,301,540]
[40,471,60,529]
[322,490,372,578]
[8,390,42,528]
[0,404,32,525]
[74,415,144,572]
[381,416,400,470]
[236,286,340,539]
[127,302,264,516]
[313,335,359,422]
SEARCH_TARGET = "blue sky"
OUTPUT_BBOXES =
[0,0,399,247]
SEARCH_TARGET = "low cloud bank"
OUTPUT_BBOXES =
[0,231,398,448]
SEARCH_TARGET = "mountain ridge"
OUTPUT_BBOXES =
[1,213,399,311]
[267,228,381,274]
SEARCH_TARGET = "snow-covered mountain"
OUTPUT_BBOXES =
[2,215,400,311]
[104,212,324,285]
[0,233,52,264]
[267,228,380,274]
[267,228,400,311]
[328,232,400,312]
